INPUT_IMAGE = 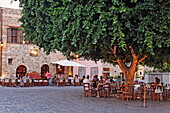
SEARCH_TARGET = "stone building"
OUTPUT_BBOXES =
[0,7,69,78]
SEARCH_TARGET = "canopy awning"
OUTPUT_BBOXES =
[51,60,86,67]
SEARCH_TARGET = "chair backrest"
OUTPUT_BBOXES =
[122,84,134,92]
[75,78,79,83]
[155,85,163,93]
[4,78,10,83]
[60,79,64,82]
[11,79,16,83]
[65,79,69,82]
[29,79,32,83]
[103,83,110,88]
[23,79,27,83]
[115,81,121,84]
[84,83,90,90]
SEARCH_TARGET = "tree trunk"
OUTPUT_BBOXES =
[123,69,136,84]
[112,45,147,85]
[117,59,138,85]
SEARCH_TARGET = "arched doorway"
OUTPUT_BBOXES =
[41,64,49,78]
[16,65,27,78]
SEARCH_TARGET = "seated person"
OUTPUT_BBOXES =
[74,74,80,83]
[110,77,114,83]
[83,75,90,84]
[95,77,110,97]
[134,80,139,85]
[114,76,121,85]
[155,77,161,85]
[91,75,99,89]
[80,75,85,83]
[99,76,104,83]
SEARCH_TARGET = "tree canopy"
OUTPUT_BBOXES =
[16,0,170,73]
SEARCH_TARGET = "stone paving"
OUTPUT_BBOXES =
[0,86,169,113]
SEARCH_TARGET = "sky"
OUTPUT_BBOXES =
[0,0,20,9]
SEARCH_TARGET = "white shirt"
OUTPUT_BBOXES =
[83,79,90,84]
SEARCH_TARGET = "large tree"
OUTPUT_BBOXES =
[16,0,170,84]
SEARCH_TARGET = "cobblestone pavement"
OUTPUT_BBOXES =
[0,86,169,113]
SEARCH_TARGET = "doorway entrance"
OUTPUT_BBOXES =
[16,65,27,78]
[41,64,49,78]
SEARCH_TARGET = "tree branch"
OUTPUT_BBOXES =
[110,45,117,58]
[117,59,128,72]
[112,60,118,62]
[129,46,138,59]
[137,55,147,64]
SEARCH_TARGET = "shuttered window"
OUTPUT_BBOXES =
[7,28,23,43]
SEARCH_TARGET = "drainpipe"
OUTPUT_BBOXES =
[0,8,3,76]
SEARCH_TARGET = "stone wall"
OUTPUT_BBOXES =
[2,43,66,76]
[1,7,67,77]
[2,7,21,42]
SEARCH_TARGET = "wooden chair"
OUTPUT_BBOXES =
[83,83,90,97]
[28,79,34,86]
[23,78,28,87]
[114,82,122,99]
[58,79,65,86]
[65,79,71,86]
[149,83,156,100]
[122,84,134,101]
[154,85,164,101]
[168,88,170,101]
[103,83,111,98]
[74,79,81,86]
[11,78,17,87]
[90,83,97,97]
[42,79,48,86]
[134,84,144,100]
[1,79,5,87]
[38,79,44,86]
[4,78,11,87]
[33,79,39,86]
[56,78,60,86]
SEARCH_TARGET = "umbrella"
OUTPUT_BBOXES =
[51,60,86,67]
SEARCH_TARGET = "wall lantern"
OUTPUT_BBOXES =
[29,47,38,56]
[0,41,3,47]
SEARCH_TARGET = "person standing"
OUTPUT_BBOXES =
[45,71,51,86]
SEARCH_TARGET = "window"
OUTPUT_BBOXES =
[41,64,49,78]
[7,27,23,43]
[140,72,142,75]
[8,58,13,65]
[16,65,27,78]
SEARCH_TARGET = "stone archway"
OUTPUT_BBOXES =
[16,65,27,78]
[41,64,49,78]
